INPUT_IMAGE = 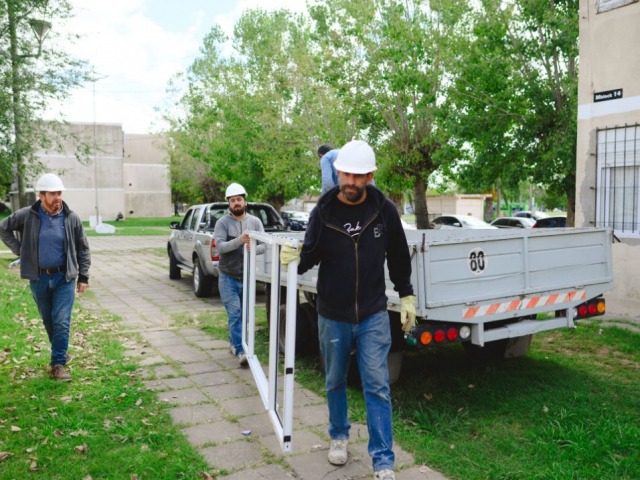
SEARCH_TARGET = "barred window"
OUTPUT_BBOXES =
[596,124,640,237]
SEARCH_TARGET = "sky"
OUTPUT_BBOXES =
[46,0,306,134]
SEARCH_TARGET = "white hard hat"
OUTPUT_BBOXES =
[333,140,377,174]
[225,182,247,199]
[35,173,65,192]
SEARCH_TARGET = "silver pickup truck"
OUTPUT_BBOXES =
[168,202,285,297]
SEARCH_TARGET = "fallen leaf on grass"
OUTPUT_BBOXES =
[74,444,88,453]
[29,460,38,471]
[0,452,13,462]
[83,476,93,480]
[10,425,21,432]
[200,472,215,480]
[54,429,63,437]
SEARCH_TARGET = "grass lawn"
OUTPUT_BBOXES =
[82,216,181,236]
[185,301,640,480]
[0,258,211,479]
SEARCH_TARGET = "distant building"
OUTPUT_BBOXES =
[575,0,640,316]
[24,122,172,221]
[426,194,492,222]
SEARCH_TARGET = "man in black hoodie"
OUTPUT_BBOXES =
[282,140,415,480]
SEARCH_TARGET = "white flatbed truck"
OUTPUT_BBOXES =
[239,226,613,452]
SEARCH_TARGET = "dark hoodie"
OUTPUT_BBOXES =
[298,185,413,323]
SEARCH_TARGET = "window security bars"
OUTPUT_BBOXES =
[596,124,640,237]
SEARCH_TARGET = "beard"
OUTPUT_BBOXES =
[340,184,365,203]
[231,204,246,216]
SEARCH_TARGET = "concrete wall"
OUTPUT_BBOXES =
[426,194,491,221]
[576,0,640,316]
[31,123,171,221]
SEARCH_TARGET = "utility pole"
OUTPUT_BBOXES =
[6,1,51,208]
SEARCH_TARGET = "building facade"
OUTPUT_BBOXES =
[576,0,640,316]
[31,122,172,222]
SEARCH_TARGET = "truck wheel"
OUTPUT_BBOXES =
[193,261,214,298]
[169,249,181,279]
[277,303,316,357]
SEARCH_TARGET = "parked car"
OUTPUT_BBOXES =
[281,210,310,231]
[431,214,498,229]
[168,202,285,297]
[490,217,536,229]
[515,210,549,221]
[532,216,567,228]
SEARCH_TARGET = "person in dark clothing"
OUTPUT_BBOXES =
[282,140,416,480]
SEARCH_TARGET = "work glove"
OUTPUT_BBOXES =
[400,295,417,333]
[280,242,300,266]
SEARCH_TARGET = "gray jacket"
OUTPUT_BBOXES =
[214,213,265,278]
[0,200,91,283]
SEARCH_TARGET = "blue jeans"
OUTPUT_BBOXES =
[30,272,75,367]
[318,310,394,472]
[218,272,244,356]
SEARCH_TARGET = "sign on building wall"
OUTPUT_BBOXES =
[593,88,623,103]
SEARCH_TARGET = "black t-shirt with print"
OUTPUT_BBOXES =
[331,195,370,239]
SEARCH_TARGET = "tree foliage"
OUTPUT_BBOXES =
[163,0,580,223]
[0,0,89,203]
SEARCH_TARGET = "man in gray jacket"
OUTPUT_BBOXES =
[0,173,91,381]
[214,183,266,366]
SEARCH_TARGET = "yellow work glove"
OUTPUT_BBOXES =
[280,242,300,266]
[400,295,417,333]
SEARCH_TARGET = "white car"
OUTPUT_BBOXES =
[490,217,536,229]
[431,214,498,229]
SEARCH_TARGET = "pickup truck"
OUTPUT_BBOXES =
[250,226,613,381]
[167,202,285,297]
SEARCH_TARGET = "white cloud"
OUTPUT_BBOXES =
[47,0,306,134]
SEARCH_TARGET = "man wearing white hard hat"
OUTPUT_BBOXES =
[281,140,415,480]
[0,173,91,382]
[214,183,266,367]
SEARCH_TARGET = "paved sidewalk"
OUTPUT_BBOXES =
[81,235,449,480]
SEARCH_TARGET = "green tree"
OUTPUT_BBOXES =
[445,0,578,223]
[0,0,89,206]
[164,10,355,209]
[308,0,469,227]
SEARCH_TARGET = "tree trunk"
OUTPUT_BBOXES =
[414,177,431,229]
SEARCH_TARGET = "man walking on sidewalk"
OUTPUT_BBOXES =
[281,141,416,480]
[214,182,266,367]
[0,173,91,381]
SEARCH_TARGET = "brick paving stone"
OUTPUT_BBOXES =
[143,376,195,391]
[223,463,295,480]
[170,345,212,364]
[168,404,223,425]
[286,448,372,480]
[201,382,256,401]
[181,361,226,375]
[258,429,327,458]
[199,440,264,471]
[218,394,265,417]
[182,419,242,446]
[189,370,235,387]
[157,387,208,405]
[293,403,329,427]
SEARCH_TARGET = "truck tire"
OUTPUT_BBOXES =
[169,249,181,279]
[276,303,317,357]
[193,261,214,298]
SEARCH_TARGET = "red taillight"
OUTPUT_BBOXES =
[588,303,597,315]
[578,305,588,317]
[211,240,219,261]
[434,330,445,343]
[446,328,458,341]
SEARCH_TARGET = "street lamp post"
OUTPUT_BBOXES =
[7,1,51,208]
